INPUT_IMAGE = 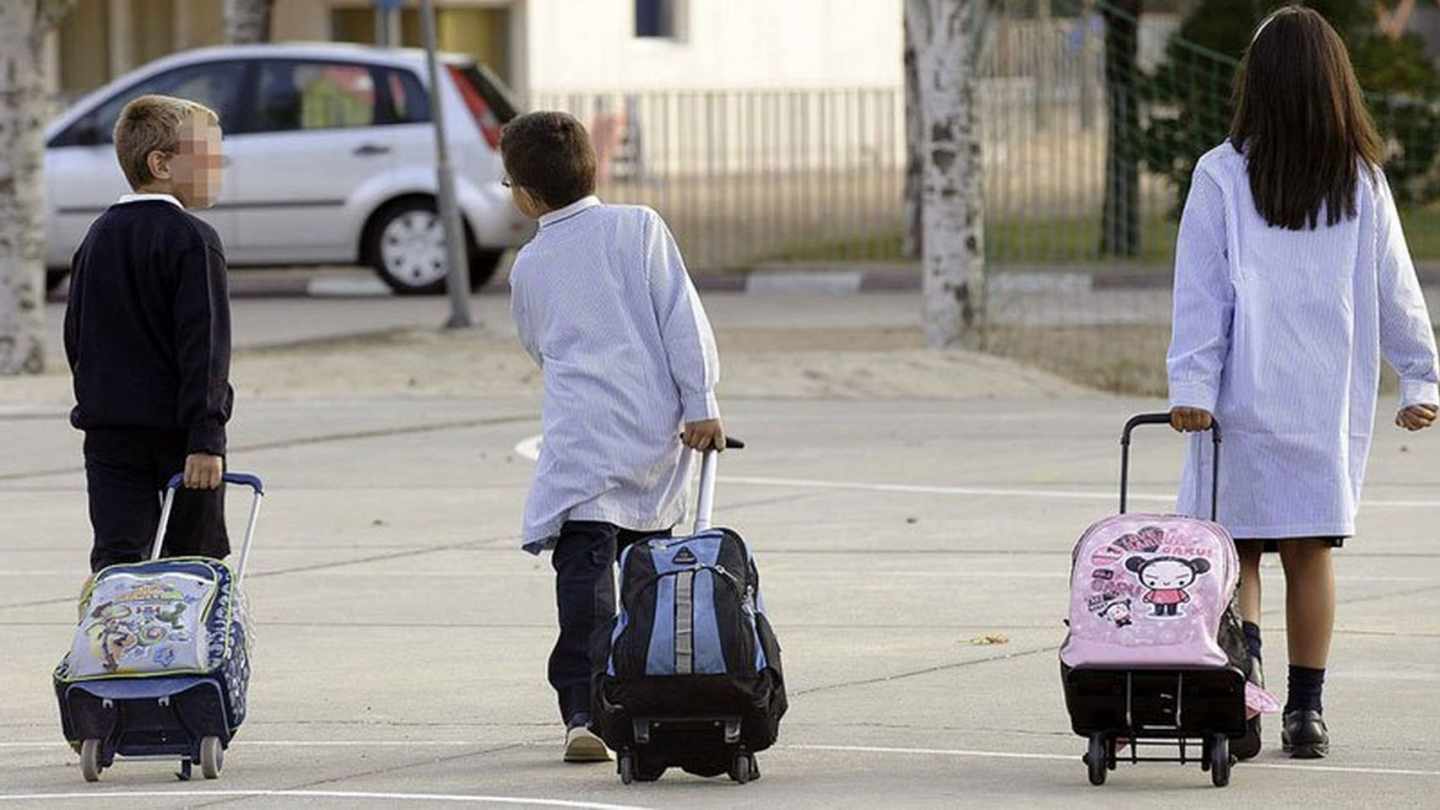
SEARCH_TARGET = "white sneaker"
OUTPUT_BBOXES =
[563,725,612,763]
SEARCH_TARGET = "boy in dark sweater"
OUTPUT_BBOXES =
[64,94,233,572]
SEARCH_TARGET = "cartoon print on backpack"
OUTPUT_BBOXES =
[1084,592,1134,628]
[1125,556,1211,618]
[1099,596,1133,628]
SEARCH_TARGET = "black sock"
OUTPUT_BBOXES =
[1286,666,1325,714]
[1242,621,1263,663]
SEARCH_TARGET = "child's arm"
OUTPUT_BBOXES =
[510,271,543,368]
[1375,172,1440,427]
[1167,168,1233,429]
[644,211,721,431]
[173,242,232,474]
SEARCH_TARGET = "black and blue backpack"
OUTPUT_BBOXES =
[592,528,786,757]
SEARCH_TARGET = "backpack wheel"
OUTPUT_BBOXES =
[1210,734,1231,787]
[80,739,102,783]
[618,752,635,785]
[729,752,753,784]
[1086,734,1108,786]
[200,736,224,779]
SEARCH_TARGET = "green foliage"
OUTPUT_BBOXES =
[1142,0,1440,213]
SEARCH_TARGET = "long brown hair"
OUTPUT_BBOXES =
[1229,6,1384,230]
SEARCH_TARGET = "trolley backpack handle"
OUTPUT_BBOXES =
[1120,413,1221,521]
[693,436,745,534]
[154,472,266,583]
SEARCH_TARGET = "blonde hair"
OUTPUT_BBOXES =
[113,95,220,189]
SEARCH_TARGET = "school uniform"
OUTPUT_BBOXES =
[65,194,234,572]
[1168,145,1440,542]
[509,196,720,723]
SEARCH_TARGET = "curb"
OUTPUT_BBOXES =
[55,262,1440,303]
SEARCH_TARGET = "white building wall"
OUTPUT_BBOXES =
[523,0,902,93]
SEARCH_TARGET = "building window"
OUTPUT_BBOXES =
[635,0,677,39]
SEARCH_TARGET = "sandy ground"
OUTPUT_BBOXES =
[0,302,1086,408]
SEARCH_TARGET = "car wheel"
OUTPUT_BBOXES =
[367,200,499,296]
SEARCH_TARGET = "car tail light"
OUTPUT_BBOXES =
[447,64,502,149]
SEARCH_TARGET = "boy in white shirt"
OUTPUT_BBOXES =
[502,111,725,762]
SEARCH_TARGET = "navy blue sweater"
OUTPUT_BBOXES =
[64,200,233,455]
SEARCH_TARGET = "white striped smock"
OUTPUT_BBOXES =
[510,196,720,552]
[1168,144,1440,538]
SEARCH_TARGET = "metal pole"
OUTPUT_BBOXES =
[375,5,401,48]
[421,0,475,329]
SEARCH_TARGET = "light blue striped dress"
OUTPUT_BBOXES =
[1168,144,1440,538]
[510,196,721,552]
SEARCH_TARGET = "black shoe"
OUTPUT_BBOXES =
[1282,709,1329,759]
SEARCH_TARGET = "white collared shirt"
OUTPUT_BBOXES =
[116,193,184,208]
[510,196,721,551]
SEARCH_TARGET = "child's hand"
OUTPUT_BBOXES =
[183,454,224,489]
[1396,404,1438,431]
[681,419,726,452]
[1169,406,1214,432]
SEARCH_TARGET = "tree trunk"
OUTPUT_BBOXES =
[1100,0,1141,258]
[903,15,924,260]
[0,0,74,376]
[906,0,989,349]
[224,0,274,44]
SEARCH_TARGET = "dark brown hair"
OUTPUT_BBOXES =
[1229,5,1384,230]
[499,111,597,210]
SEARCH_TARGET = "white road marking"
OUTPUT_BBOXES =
[5,740,1437,782]
[0,791,650,809]
[783,744,1440,778]
[510,434,1440,509]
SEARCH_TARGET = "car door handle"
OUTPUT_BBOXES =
[353,144,391,157]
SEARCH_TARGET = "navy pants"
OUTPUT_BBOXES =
[549,521,668,725]
[85,429,229,573]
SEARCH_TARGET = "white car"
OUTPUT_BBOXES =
[44,43,532,295]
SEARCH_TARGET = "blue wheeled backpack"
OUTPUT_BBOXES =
[592,439,787,785]
[53,472,264,783]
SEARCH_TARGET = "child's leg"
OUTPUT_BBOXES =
[84,431,163,573]
[1237,542,1264,622]
[154,433,230,559]
[1236,541,1265,665]
[1278,541,1335,668]
[1278,540,1335,715]
[549,522,622,726]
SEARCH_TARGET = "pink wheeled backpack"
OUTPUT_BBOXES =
[1060,414,1277,788]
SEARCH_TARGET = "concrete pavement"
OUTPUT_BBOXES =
[4,300,1440,807]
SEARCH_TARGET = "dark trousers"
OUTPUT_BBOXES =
[85,429,229,573]
[549,520,669,725]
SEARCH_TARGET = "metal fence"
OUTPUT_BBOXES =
[535,1,1440,395]
[532,88,907,270]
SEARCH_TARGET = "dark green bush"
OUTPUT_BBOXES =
[1141,0,1440,212]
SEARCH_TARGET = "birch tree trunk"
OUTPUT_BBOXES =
[0,0,73,376]
[906,0,989,349]
[224,0,274,44]
[902,15,924,260]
